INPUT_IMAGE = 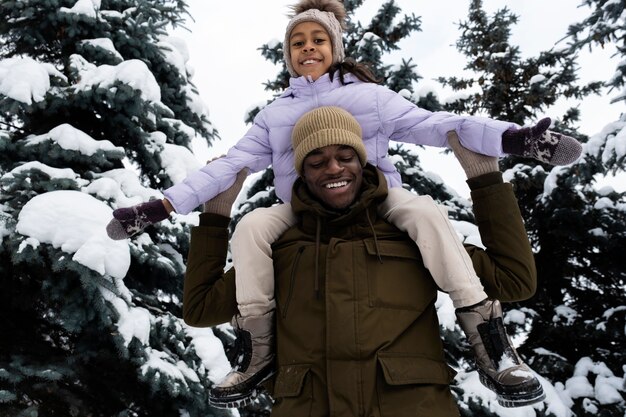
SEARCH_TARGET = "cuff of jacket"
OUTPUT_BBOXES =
[198,212,230,227]
[189,213,230,261]
[466,171,503,191]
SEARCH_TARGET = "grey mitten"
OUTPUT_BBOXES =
[447,131,499,179]
[501,117,582,165]
[106,199,169,240]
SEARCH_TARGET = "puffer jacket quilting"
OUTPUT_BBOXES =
[164,73,517,213]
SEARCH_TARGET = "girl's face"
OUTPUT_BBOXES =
[289,21,333,81]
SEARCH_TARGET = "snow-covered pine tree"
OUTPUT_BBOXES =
[441,0,625,415]
[439,0,602,127]
[0,1,231,415]
[536,1,626,415]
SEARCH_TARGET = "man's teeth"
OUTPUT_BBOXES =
[303,59,317,64]
[325,181,347,189]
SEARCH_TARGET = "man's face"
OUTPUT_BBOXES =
[302,145,363,210]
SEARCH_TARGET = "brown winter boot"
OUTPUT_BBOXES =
[208,310,276,408]
[456,299,545,407]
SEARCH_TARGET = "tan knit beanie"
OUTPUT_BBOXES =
[292,106,367,175]
[284,0,346,77]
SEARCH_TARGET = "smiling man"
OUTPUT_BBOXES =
[184,106,539,415]
[300,144,363,210]
[291,106,366,211]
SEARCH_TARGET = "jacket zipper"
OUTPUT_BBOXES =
[306,75,320,107]
[282,245,305,319]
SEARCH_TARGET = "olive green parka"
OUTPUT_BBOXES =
[183,166,536,417]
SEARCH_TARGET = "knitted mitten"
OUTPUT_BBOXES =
[502,117,582,165]
[447,131,499,178]
[203,168,249,217]
[106,199,169,240]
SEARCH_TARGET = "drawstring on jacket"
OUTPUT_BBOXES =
[365,208,383,264]
[314,216,321,299]
[311,204,382,300]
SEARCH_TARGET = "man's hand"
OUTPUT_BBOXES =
[203,158,249,217]
[447,131,499,179]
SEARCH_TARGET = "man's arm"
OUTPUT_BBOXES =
[182,165,247,327]
[465,172,537,302]
[448,131,537,302]
[183,213,238,327]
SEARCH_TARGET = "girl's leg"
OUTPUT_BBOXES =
[210,204,297,407]
[379,187,487,308]
[231,203,298,317]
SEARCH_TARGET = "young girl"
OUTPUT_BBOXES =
[107,0,577,407]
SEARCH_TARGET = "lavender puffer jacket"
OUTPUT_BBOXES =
[164,72,518,214]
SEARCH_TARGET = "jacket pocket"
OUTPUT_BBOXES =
[376,353,459,417]
[364,239,437,311]
[272,364,313,417]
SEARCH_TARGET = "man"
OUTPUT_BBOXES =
[183,108,538,416]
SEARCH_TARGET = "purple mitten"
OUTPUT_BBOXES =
[502,117,582,165]
[106,200,169,240]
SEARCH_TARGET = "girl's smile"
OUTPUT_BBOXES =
[289,21,333,81]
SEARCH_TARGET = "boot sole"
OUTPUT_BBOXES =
[479,372,546,408]
[208,364,276,409]
[208,388,261,409]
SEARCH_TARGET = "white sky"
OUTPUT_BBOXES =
[174,0,624,196]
